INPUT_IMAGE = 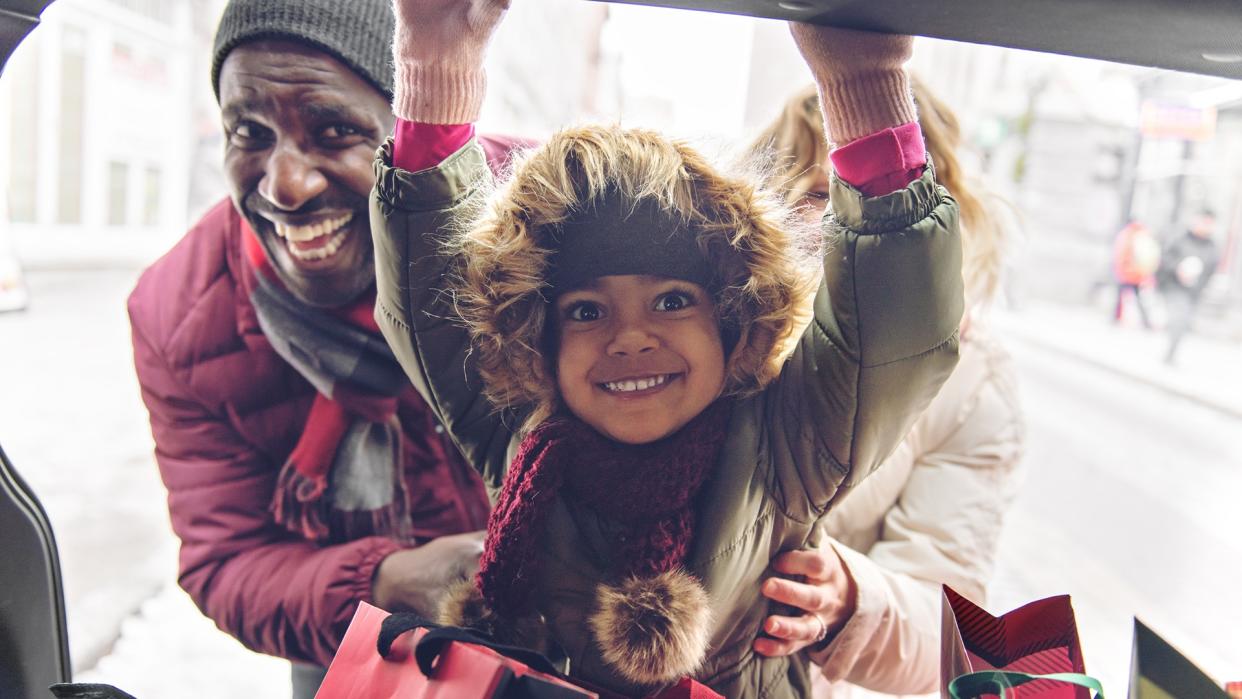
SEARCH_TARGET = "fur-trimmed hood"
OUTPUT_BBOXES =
[449,124,821,430]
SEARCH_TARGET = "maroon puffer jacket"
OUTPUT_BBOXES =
[127,136,522,666]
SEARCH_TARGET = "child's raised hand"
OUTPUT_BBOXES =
[392,0,511,123]
[787,22,915,144]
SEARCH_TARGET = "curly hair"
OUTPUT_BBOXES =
[448,124,822,432]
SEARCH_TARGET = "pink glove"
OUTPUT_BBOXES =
[789,23,916,145]
[391,0,511,123]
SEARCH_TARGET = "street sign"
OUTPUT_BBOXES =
[1140,101,1217,142]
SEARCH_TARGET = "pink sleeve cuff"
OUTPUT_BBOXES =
[829,122,926,197]
[393,119,476,172]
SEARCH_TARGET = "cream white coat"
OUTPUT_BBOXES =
[810,330,1025,698]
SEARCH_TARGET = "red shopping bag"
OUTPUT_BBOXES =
[646,678,723,699]
[315,602,598,699]
[940,586,1096,699]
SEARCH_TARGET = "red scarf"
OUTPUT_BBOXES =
[477,401,731,615]
[242,226,410,542]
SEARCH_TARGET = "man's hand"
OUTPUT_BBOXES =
[371,531,486,617]
[753,547,858,657]
[391,0,511,123]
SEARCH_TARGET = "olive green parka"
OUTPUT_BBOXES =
[370,137,962,698]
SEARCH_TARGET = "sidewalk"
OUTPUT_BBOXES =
[994,301,1242,420]
[74,583,291,698]
[990,299,1242,694]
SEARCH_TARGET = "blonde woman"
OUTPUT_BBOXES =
[750,79,1026,697]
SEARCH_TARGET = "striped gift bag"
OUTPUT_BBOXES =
[940,586,1098,698]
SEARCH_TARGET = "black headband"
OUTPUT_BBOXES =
[548,193,716,295]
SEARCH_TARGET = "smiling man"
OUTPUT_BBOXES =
[126,1,520,695]
[216,35,388,308]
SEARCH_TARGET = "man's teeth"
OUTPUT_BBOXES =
[287,228,349,261]
[604,375,670,393]
[274,213,353,242]
[273,213,354,261]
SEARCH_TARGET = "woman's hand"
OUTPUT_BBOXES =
[391,0,511,123]
[753,547,858,657]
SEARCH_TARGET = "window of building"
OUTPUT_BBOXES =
[6,34,40,223]
[56,26,86,225]
[106,0,173,24]
[107,161,128,226]
[142,166,161,226]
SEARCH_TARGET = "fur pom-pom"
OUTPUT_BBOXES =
[438,578,491,629]
[437,579,550,653]
[590,570,712,686]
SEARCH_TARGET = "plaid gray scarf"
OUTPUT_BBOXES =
[251,274,415,543]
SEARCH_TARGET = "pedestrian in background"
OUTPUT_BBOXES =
[1158,210,1221,364]
[748,78,1026,698]
[1111,219,1160,328]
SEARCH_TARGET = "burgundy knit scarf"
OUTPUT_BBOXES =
[477,400,732,616]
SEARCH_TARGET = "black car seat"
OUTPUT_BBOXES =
[0,1,53,69]
[0,443,72,698]
[3,3,75,696]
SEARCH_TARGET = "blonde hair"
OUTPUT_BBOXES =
[450,124,821,431]
[748,85,831,209]
[752,77,1005,309]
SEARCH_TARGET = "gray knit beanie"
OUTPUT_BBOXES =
[211,0,394,101]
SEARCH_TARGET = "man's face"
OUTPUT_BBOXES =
[218,40,394,307]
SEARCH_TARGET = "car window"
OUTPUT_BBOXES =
[0,1,1237,695]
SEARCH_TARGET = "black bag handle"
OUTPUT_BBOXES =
[376,613,560,677]
[48,683,138,699]
[376,612,433,658]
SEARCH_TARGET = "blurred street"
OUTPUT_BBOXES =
[0,268,172,669]
[0,268,289,696]
[989,315,1242,693]
[1,268,1239,696]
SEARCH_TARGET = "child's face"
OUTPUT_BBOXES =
[554,274,726,444]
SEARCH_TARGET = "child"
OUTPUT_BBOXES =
[371,2,963,696]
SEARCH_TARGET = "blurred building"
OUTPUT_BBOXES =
[3,1,1234,324]
[917,44,1242,322]
[734,25,1241,325]
[0,0,224,267]
[481,0,610,138]
[0,0,605,270]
